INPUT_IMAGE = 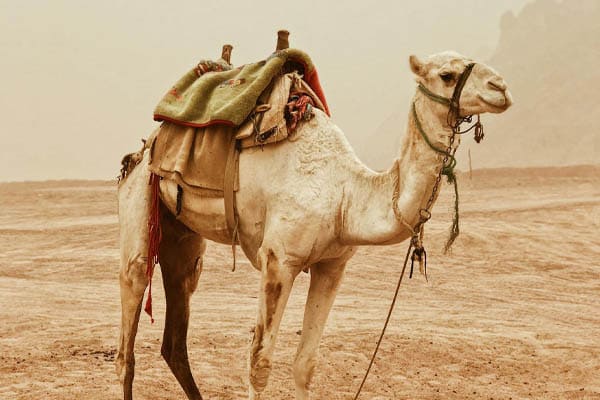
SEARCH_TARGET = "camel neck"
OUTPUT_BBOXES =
[339,93,453,246]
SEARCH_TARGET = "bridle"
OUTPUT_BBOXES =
[418,62,485,142]
[399,62,485,267]
[354,62,484,400]
[407,62,485,257]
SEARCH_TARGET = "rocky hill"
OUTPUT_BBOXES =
[371,0,600,170]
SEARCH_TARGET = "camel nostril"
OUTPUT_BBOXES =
[487,79,507,92]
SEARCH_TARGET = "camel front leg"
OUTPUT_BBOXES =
[249,247,300,399]
[294,256,350,400]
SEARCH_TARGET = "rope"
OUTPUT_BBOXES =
[417,83,452,106]
[391,160,417,236]
[445,176,460,253]
[411,102,460,251]
[353,242,413,400]
[411,102,457,179]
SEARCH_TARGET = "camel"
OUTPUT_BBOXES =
[115,50,512,399]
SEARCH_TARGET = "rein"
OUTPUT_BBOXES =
[353,62,483,399]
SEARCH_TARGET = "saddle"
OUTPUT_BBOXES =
[146,47,328,240]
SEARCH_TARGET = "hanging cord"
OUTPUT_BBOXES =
[353,242,413,400]
[144,173,162,323]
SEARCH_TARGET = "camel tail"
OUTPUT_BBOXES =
[118,138,148,184]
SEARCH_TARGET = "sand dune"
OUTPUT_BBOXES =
[0,167,599,399]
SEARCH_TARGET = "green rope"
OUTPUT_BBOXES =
[417,84,452,106]
[411,101,460,252]
[444,178,460,253]
[411,102,457,180]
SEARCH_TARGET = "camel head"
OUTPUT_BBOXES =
[409,51,513,118]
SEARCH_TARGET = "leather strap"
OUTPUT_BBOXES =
[224,134,239,242]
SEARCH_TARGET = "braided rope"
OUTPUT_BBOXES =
[417,83,452,106]
[411,101,460,252]
[411,103,457,180]
[391,159,418,235]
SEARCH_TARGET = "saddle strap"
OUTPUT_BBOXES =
[224,134,240,242]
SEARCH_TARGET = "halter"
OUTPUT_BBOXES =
[417,62,485,142]
[406,62,483,256]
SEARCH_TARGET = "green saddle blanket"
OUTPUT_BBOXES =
[153,48,329,127]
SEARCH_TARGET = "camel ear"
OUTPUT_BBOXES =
[409,55,426,76]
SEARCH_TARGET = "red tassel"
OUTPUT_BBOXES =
[145,173,162,323]
[286,93,315,132]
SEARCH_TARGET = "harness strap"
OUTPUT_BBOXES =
[176,184,183,216]
[224,134,240,270]
[417,63,476,121]
[417,83,452,106]
[449,63,476,125]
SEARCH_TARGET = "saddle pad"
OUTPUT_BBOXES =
[148,122,236,197]
[153,48,329,128]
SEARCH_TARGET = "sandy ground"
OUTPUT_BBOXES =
[1,166,599,400]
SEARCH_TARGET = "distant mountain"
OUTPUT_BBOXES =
[370,0,600,170]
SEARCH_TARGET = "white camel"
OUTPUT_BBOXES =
[116,51,512,399]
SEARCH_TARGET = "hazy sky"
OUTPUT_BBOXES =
[0,0,532,181]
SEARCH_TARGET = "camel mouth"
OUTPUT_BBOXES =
[478,94,511,112]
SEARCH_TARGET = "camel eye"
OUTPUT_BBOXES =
[440,72,455,83]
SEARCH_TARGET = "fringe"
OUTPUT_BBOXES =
[444,177,460,253]
[286,93,315,132]
[144,173,162,323]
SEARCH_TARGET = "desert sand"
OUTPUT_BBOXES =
[1,166,599,399]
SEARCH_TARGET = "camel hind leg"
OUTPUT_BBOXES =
[116,154,153,400]
[159,203,206,400]
[116,253,148,400]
